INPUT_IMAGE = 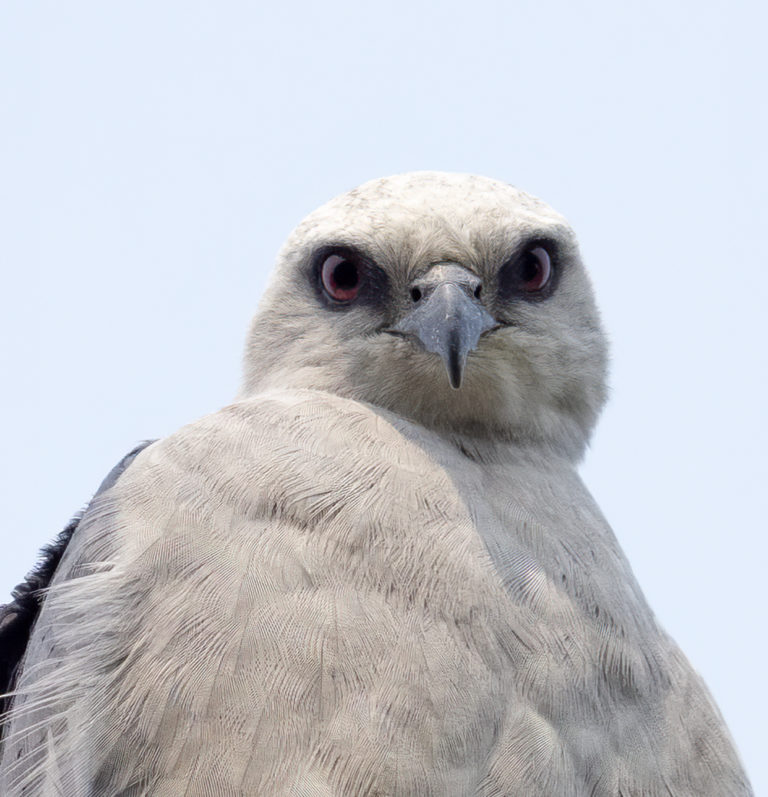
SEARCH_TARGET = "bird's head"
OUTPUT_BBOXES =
[241,172,608,461]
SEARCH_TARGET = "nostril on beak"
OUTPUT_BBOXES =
[474,284,482,299]
[410,287,422,303]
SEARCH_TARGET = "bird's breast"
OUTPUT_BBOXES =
[2,390,731,796]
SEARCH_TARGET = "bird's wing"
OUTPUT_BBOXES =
[0,390,514,796]
[0,442,154,739]
[0,392,755,796]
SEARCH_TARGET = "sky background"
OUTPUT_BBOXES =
[1,0,765,790]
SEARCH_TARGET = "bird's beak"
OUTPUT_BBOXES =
[390,264,498,389]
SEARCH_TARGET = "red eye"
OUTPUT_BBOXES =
[498,245,554,301]
[520,246,551,292]
[320,253,361,302]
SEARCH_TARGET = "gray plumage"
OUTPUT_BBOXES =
[0,172,751,795]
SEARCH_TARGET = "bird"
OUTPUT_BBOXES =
[0,172,752,795]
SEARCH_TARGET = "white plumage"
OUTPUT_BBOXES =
[0,172,751,795]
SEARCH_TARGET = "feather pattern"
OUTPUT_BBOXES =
[0,173,751,795]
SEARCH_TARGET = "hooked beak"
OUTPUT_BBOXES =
[390,264,498,389]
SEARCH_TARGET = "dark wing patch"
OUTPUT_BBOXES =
[0,440,155,731]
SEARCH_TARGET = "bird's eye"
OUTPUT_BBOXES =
[320,252,362,302]
[519,247,551,292]
[499,245,553,299]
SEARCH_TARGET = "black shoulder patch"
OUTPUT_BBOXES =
[0,440,156,731]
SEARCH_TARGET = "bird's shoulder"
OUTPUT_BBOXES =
[0,391,507,793]
[108,388,462,525]
[39,388,478,607]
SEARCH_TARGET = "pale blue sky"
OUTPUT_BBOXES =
[1,0,765,790]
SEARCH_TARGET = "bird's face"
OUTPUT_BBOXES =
[241,172,608,460]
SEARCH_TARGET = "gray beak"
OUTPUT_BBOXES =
[391,264,498,389]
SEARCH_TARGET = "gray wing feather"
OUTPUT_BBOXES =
[0,441,154,741]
